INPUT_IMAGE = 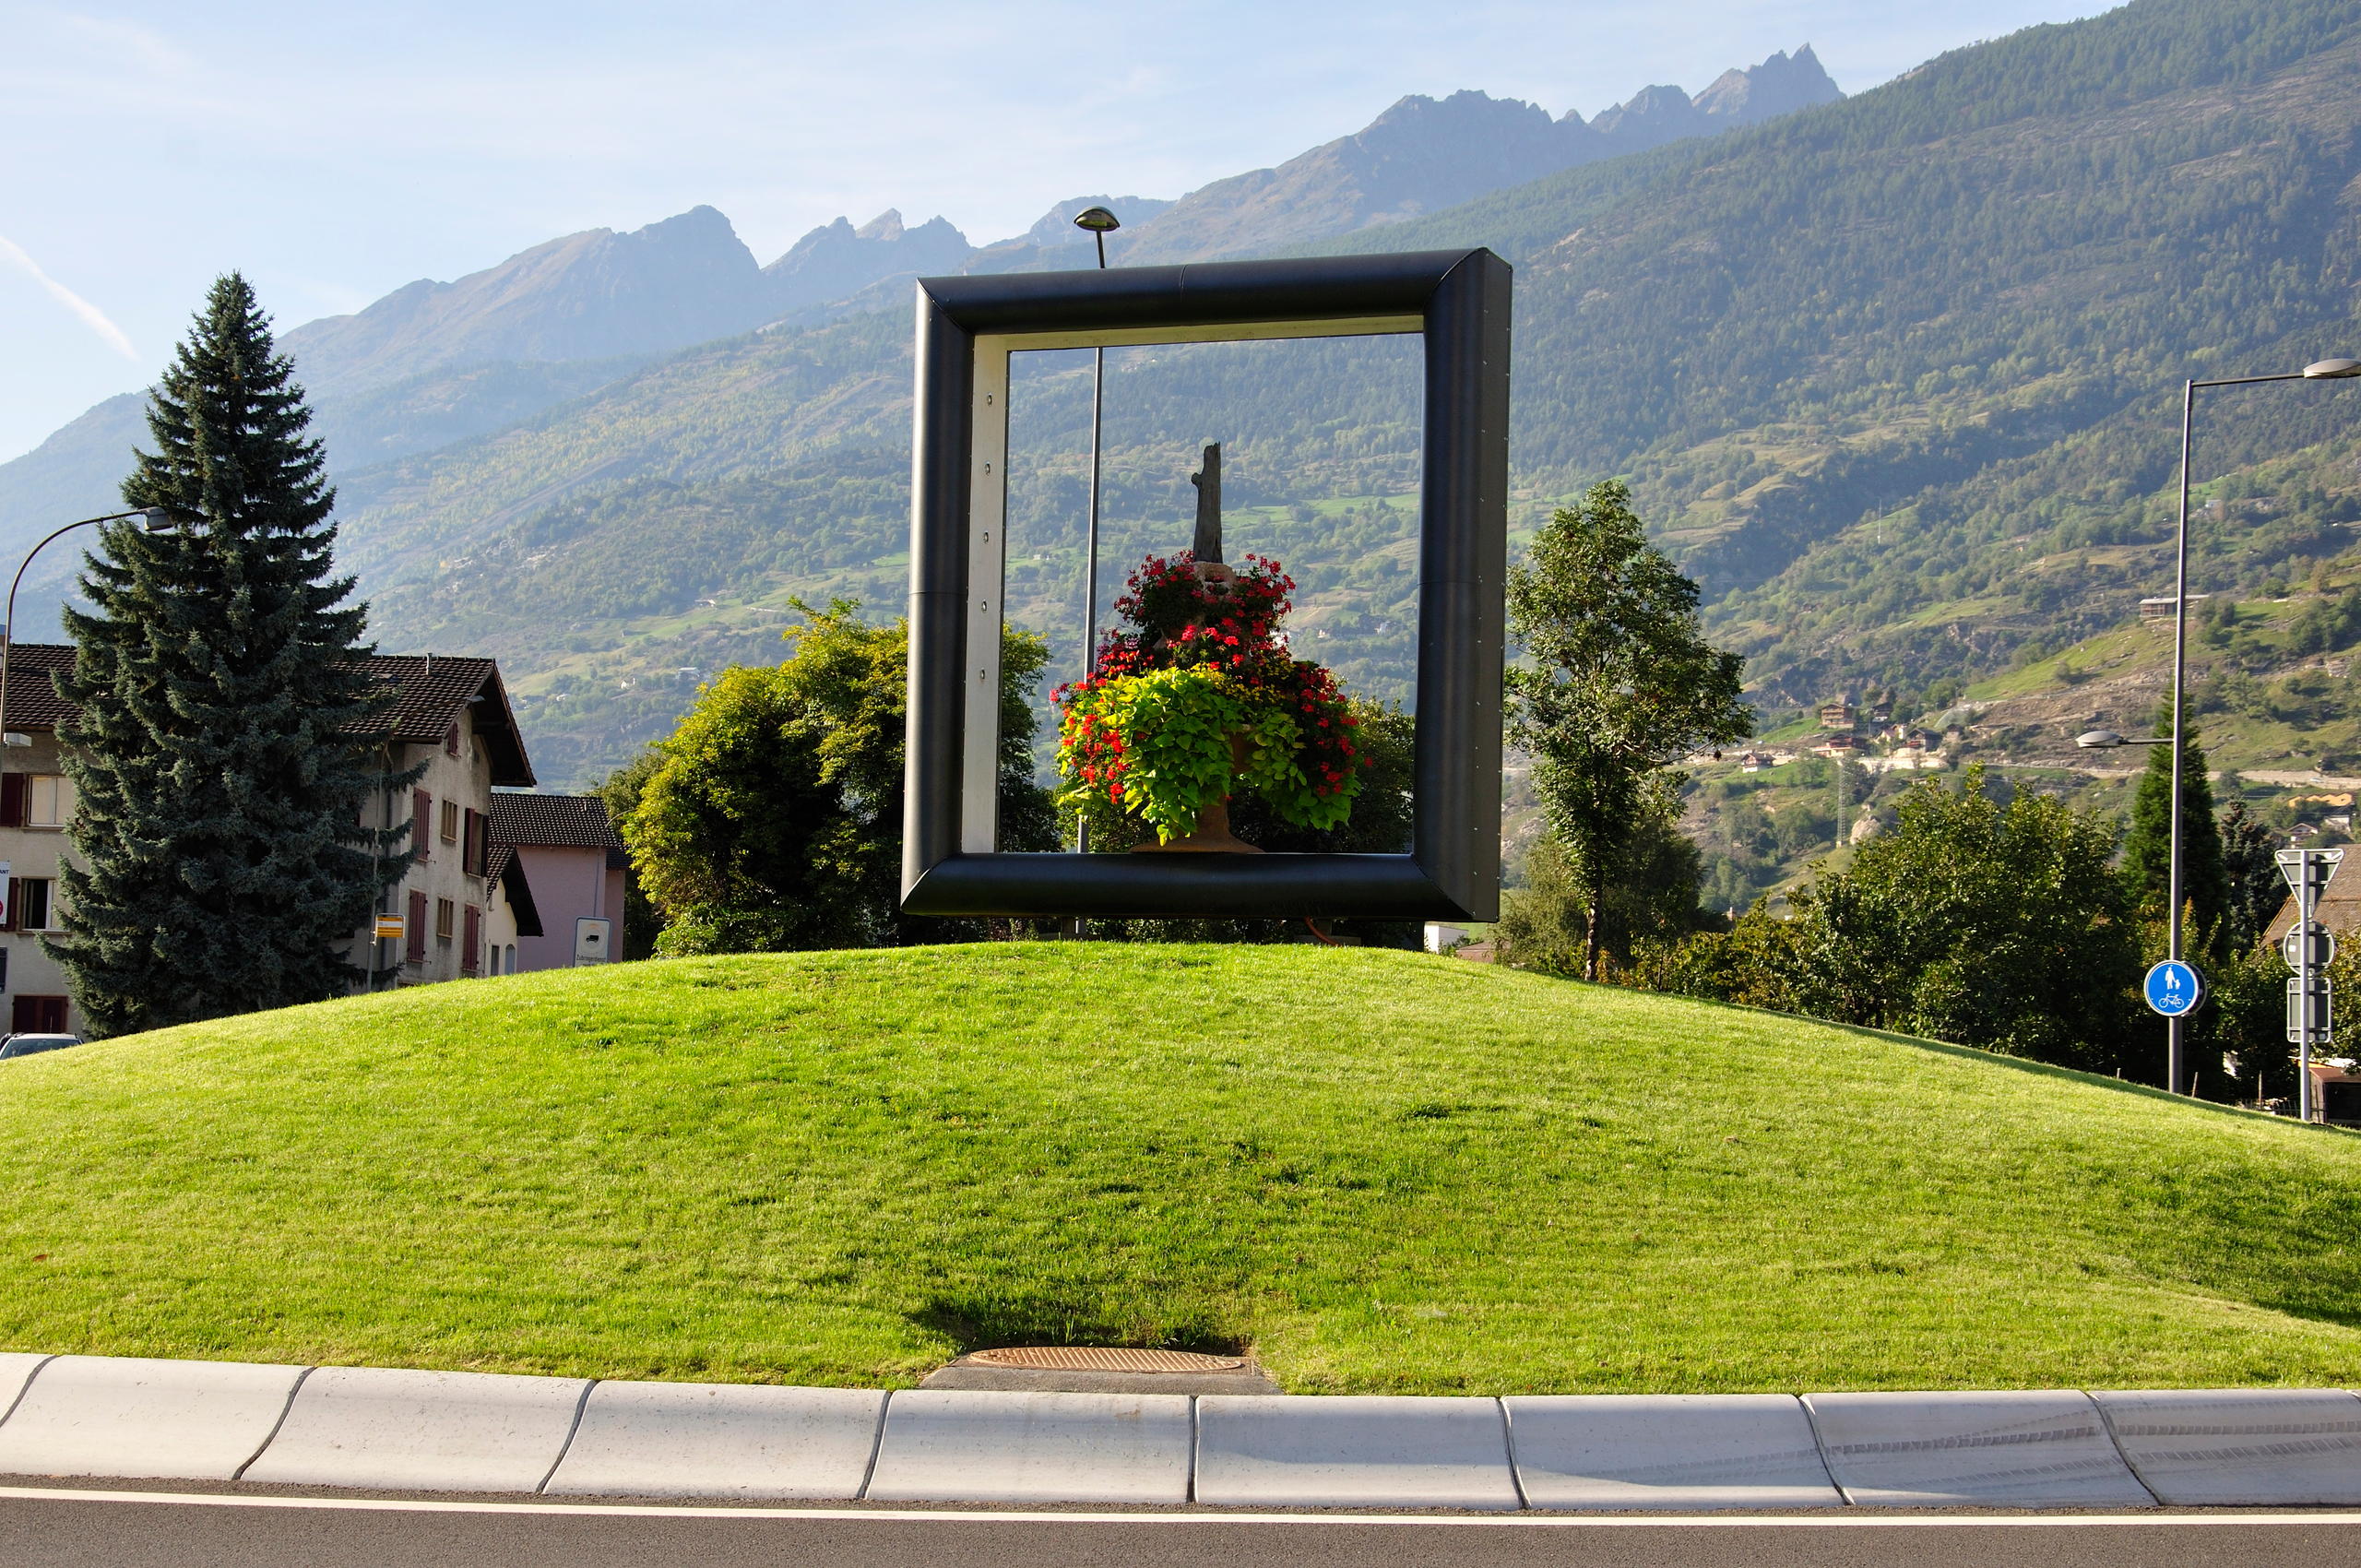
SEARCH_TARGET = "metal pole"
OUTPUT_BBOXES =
[1075,230,1109,856]
[2299,847,2316,1123]
[0,510,153,753]
[2166,378,2195,1095]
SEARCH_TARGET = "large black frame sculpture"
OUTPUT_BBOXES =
[901,247,1511,921]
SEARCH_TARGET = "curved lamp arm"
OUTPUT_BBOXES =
[0,507,177,751]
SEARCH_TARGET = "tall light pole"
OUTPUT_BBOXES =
[2079,356,2361,1094]
[1070,205,1120,858]
[0,506,177,750]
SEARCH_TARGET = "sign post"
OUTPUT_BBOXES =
[2277,847,2344,1122]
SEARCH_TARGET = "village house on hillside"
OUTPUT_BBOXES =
[0,647,609,1035]
[487,792,626,969]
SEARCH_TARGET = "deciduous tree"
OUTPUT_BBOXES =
[1506,481,1751,980]
[624,601,1052,953]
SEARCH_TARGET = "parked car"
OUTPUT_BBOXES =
[0,1033,80,1061]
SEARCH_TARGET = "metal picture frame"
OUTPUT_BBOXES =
[901,247,1511,921]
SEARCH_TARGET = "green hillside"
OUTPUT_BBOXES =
[267,0,2361,789]
[4,944,2360,1394]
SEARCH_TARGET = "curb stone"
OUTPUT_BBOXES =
[0,1354,2355,1510]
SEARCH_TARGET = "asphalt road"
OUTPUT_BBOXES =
[0,1488,2356,1568]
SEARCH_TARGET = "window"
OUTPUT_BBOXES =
[440,800,460,845]
[406,891,427,964]
[11,995,66,1035]
[463,807,485,876]
[24,776,73,828]
[445,722,461,757]
[15,878,54,932]
[411,790,432,863]
[462,904,481,976]
[434,897,456,942]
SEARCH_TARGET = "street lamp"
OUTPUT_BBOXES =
[0,506,176,749]
[1071,206,1119,859]
[2101,357,2361,1095]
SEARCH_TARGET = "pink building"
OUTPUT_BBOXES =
[488,794,629,970]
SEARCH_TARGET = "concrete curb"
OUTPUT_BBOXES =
[867,1390,1192,1503]
[0,1354,2356,1510]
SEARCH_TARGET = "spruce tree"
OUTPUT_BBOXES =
[47,274,404,1034]
[2120,704,2231,949]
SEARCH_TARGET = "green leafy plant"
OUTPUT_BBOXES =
[1055,552,1363,842]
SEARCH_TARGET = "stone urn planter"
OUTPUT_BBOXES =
[1133,731,1264,854]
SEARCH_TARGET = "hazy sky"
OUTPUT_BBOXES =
[1,0,2117,461]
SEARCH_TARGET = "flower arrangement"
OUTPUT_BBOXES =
[1055,551,1365,845]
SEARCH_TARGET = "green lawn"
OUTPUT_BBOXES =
[5,944,2361,1395]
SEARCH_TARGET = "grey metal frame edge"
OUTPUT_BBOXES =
[901,247,1511,921]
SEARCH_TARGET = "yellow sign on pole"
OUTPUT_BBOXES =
[374,915,405,942]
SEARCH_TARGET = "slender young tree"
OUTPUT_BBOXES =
[1507,481,1752,980]
[47,274,405,1034]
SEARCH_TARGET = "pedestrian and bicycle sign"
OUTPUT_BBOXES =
[2144,959,2204,1017]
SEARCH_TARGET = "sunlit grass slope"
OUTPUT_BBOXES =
[5,944,2361,1395]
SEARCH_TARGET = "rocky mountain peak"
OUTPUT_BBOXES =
[1693,44,1842,125]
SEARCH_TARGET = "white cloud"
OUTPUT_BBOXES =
[0,233,138,360]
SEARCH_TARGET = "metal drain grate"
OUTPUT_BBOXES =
[967,1346,1245,1372]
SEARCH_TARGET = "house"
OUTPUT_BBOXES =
[0,646,540,1034]
[1737,750,1777,773]
[2139,593,2212,620]
[347,656,540,988]
[2308,1062,2361,1125]
[488,793,628,970]
[1811,733,1866,757]
[1818,697,1857,731]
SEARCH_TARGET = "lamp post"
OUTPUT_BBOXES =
[1070,206,1120,858]
[0,506,175,750]
[2078,356,2361,1094]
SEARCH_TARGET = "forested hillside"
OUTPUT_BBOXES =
[12,0,2361,791]
[407,0,2361,786]
[423,0,2361,784]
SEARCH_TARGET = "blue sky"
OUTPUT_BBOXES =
[1,0,2115,461]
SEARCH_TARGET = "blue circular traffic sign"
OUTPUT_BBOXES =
[2144,959,2204,1017]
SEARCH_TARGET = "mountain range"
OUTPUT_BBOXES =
[18,2,2361,827]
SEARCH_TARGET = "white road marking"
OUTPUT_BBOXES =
[0,1487,2352,1527]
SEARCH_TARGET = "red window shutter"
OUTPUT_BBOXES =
[0,774,26,829]
[464,808,484,877]
[461,905,481,975]
[405,891,427,963]
[445,722,461,757]
[411,790,432,863]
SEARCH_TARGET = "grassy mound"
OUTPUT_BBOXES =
[5,944,2361,1394]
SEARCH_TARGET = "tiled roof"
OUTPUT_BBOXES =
[0,645,76,731]
[0,644,533,787]
[490,792,624,850]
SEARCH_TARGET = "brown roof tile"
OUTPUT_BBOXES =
[0,643,534,786]
[489,792,624,850]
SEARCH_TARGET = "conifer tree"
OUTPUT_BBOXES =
[2119,704,2231,950]
[46,274,405,1034]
